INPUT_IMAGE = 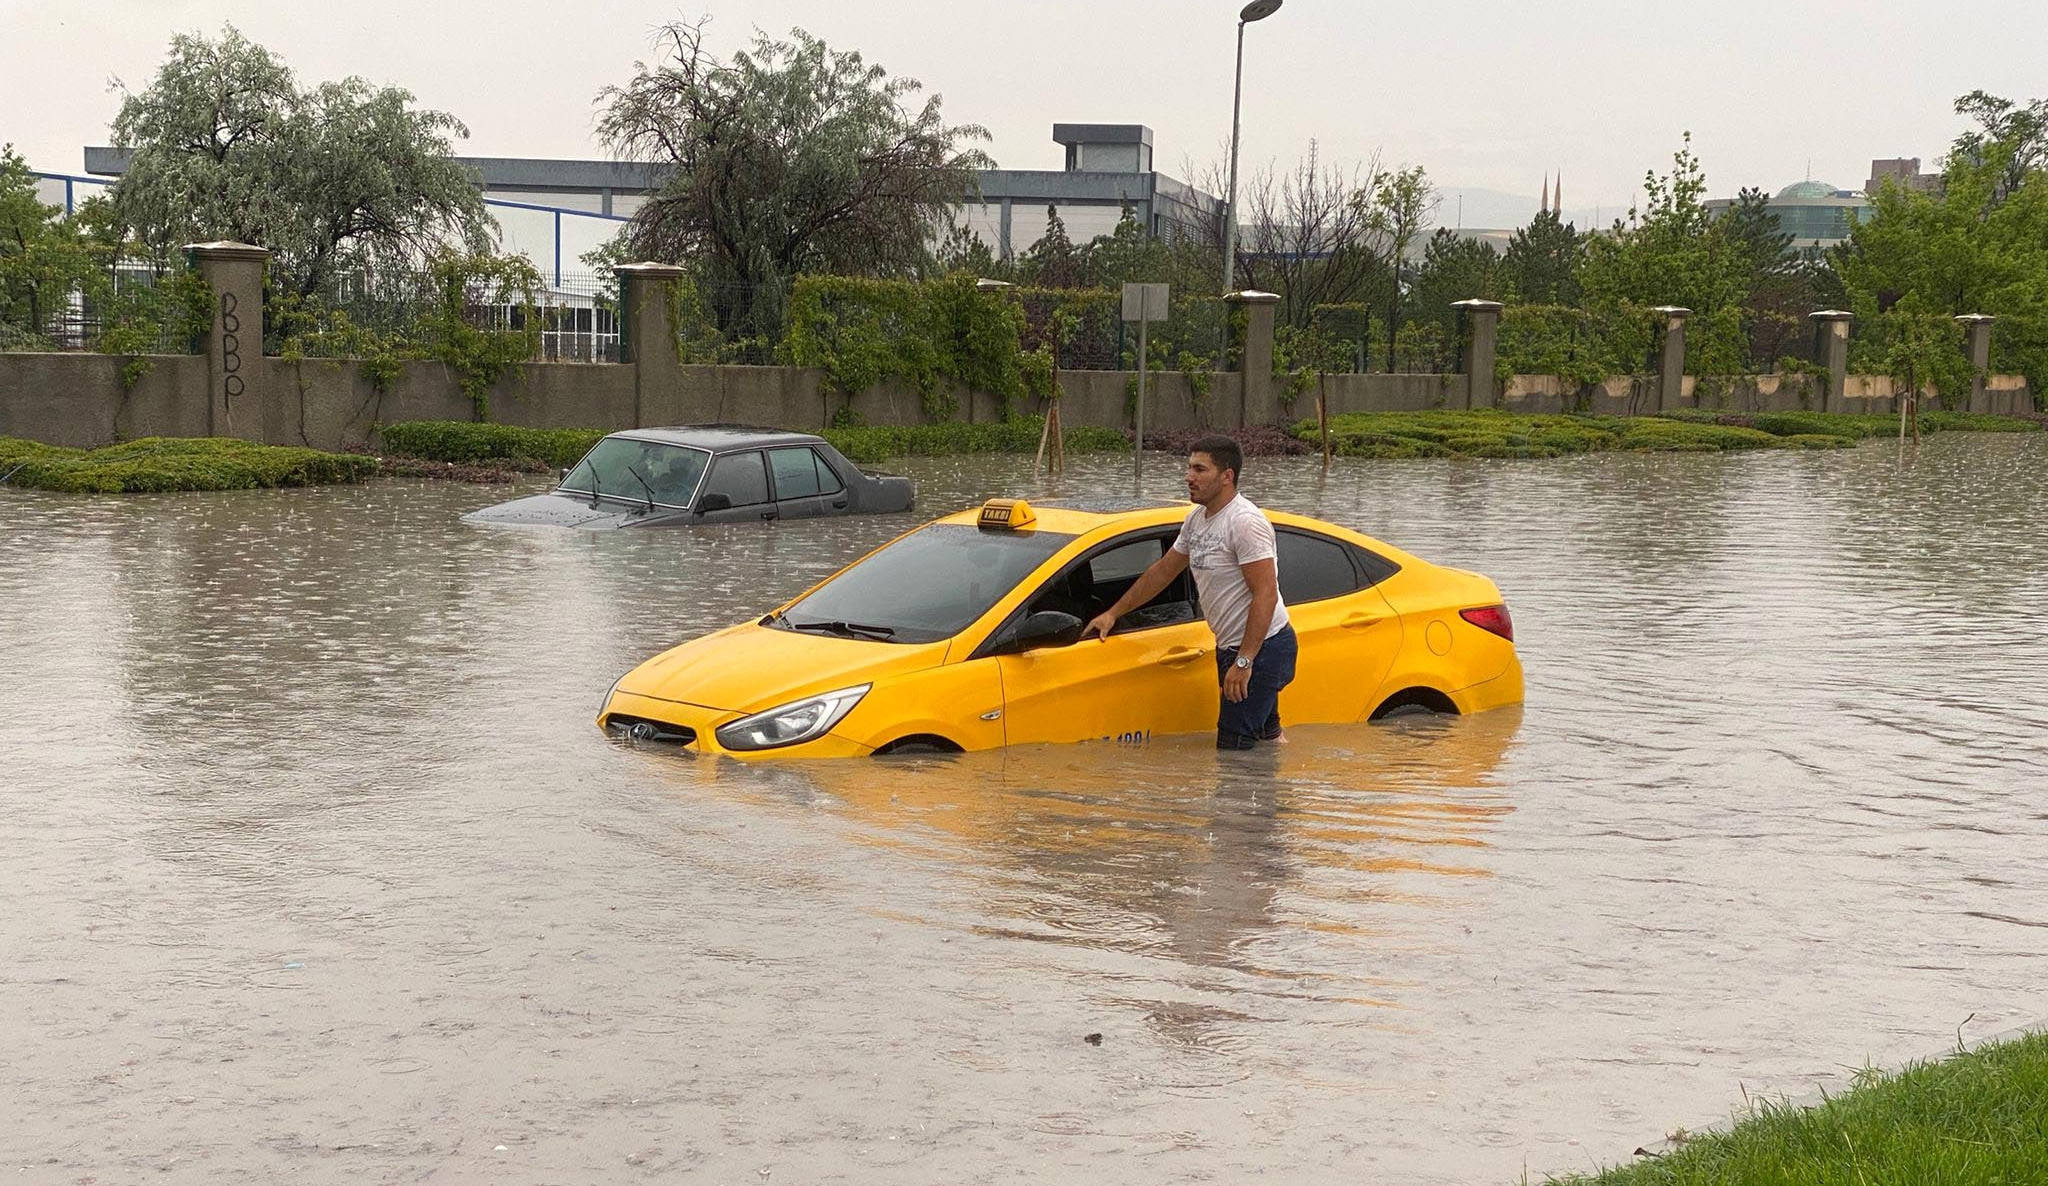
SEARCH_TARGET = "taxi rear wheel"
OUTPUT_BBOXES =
[874,735,964,756]
[1369,687,1458,721]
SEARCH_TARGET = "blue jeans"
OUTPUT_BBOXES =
[1214,625,1297,750]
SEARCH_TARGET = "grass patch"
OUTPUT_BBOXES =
[1292,410,2038,460]
[0,436,379,493]
[376,418,1131,470]
[1548,1030,2048,1184]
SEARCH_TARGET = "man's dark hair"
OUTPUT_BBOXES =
[1189,435,1243,485]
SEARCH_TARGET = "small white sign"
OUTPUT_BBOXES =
[1120,282,1169,323]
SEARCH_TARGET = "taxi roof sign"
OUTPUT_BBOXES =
[977,498,1037,530]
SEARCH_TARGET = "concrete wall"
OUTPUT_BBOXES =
[1,348,2035,452]
[0,353,211,447]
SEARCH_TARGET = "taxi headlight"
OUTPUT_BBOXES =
[599,673,626,719]
[715,685,870,752]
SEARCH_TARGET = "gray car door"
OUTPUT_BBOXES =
[694,450,775,523]
[767,446,844,519]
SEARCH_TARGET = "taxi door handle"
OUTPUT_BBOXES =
[1150,646,1207,666]
[1341,612,1387,630]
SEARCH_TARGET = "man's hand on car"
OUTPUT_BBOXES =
[1082,611,1118,641]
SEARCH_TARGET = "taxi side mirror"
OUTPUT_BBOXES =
[999,610,1084,654]
[696,492,733,513]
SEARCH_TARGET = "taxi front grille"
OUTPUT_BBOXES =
[604,714,698,747]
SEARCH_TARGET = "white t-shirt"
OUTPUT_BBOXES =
[1172,494,1290,650]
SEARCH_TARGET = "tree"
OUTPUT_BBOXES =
[1500,209,1582,305]
[929,221,1007,282]
[1361,166,1437,371]
[106,25,490,296]
[1832,133,2048,395]
[1083,203,1168,289]
[1018,205,1091,288]
[1236,142,1390,328]
[0,147,90,347]
[1408,228,1500,332]
[597,20,991,337]
[1580,135,1749,317]
[1950,90,2047,207]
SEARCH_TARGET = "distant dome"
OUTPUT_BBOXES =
[1777,180,1838,199]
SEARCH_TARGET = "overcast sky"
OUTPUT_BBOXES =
[5,0,2039,226]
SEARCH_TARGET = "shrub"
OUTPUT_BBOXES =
[0,436,378,492]
[376,421,607,470]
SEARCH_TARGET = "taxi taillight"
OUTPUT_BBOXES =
[1460,604,1514,642]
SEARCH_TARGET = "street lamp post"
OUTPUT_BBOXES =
[1218,0,1281,364]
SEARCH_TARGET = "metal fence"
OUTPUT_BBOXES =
[265,265,624,363]
[0,260,200,354]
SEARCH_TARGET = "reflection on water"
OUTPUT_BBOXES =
[2,435,2045,1184]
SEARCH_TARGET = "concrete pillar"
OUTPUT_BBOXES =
[183,241,269,439]
[1956,314,1995,412]
[1809,310,1853,414]
[1452,299,1504,410]
[615,262,688,427]
[1228,290,1281,426]
[1651,306,1691,411]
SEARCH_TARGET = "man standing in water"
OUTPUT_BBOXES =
[1082,436,1296,749]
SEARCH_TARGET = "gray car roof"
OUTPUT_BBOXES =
[609,425,828,452]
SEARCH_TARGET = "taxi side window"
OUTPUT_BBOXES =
[1023,532,1197,634]
[1275,527,1364,603]
[701,451,770,508]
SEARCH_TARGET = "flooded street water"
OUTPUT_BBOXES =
[4,435,2045,1184]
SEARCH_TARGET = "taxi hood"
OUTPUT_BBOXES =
[616,622,947,713]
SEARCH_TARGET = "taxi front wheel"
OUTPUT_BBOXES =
[873,735,964,756]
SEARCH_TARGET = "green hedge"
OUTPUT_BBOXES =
[375,418,1131,470]
[0,437,379,493]
[1293,410,1839,460]
[1657,410,2042,439]
[376,421,606,470]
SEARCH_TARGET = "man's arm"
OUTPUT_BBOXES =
[1082,549,1189,640]
[1221,556,1279,704]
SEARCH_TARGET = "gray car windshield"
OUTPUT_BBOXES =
[559,438,710,507]
[771,523,1076,644]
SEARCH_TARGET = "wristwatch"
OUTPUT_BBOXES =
[1232,655,1253,671]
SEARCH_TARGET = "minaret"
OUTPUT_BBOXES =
[1554,172,1562,217]
[1541,172,1551,215]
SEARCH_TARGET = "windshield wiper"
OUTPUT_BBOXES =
[779,618,897,641]
[626,466,658,514]
[559,458,602,508]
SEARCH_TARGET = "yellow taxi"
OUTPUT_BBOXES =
[598,497,1524,758]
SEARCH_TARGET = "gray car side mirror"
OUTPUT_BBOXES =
[696,492,733,513]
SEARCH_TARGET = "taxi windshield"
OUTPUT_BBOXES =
[771,523,1076,644]
[559,437,710,507]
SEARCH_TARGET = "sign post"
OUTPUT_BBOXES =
[1121,283,1169,484]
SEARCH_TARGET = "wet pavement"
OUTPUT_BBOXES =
[3,435,2045,1183]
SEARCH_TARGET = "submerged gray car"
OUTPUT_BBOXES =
[462,426,915,529]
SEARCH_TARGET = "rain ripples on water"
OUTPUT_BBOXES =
[2,434,2044,1184]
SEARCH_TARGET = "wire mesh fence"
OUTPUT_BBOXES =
[264,263,626,363]
[0,260,206,354]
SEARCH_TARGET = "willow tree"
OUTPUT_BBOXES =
[107,25,491,295]
[596,20,992,338]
